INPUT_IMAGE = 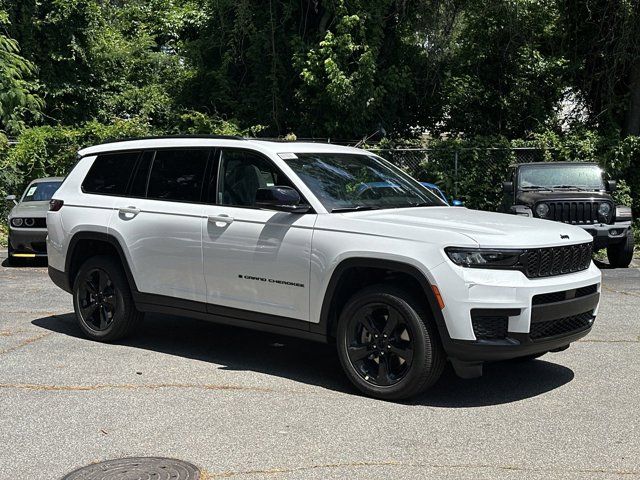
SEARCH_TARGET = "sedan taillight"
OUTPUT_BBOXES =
[49,199,64,211]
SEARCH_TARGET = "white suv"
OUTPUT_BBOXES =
[47,136,601,400]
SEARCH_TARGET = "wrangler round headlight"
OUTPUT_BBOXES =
[598,203,611,217]
[535,203,550,218]
[445,247,524,268]
[11,217,23,227]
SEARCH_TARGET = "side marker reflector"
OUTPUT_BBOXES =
[12,253,36,258]
[431,285,445,310]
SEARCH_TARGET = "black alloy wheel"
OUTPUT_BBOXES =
[77,268,117,331]
[345,303,414,386]
[73,255,142,341]
[337,285,445,400]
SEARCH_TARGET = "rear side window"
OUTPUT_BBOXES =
[147,149,210,202]
[82,152,140,195]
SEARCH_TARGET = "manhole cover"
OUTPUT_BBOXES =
[62,457,200,479]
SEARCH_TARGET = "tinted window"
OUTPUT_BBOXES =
[147,149,209,202]
[219,150,292,207]
[130,150,155,198]
[83,152,140,195]
[21,181,62,202]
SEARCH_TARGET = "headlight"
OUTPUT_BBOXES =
[10,217,23,227]
[535,203,549,218]
[24,217,35,227]
[598,203,611,217]
[445,247,524,268]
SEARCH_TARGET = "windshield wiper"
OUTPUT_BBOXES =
[331,205,379,213]
[551,185,588,191]
[521,185,552,191]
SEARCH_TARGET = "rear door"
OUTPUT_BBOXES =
[201,148,316,321]
[109,148,212,303]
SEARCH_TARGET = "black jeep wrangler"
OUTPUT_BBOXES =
[503,162,634,267]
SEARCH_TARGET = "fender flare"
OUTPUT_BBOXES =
[64,231,139,293]
[310,257,451,348]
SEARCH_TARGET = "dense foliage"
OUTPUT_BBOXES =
[0,0,638,244]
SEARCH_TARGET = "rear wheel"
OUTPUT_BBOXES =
[607,232,634,268]
[336,285,444,401]
[72,255,142,341]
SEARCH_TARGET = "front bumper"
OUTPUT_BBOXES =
[579,221,632,250]
[8,227,48,256]
[430,259,601,362]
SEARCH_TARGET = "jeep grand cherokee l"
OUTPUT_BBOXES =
[47,137,601,400]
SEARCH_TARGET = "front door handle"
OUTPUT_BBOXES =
[119,206,140,216]
[208,214,234,224]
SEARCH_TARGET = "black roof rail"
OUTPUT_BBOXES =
[93,134,246,146]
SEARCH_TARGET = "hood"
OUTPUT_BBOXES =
[335,207,593,249]
[9,201,50,218]
[516,190,613,206]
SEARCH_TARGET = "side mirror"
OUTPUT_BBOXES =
[5,194,17,205]
[606,180,617,192]
[255,186,310,213]
[502,182,514,194]
[451,199,464,207]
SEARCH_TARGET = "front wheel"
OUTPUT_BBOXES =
[607,232,634,268]
[336,285,444,401]
[72,255,142,341]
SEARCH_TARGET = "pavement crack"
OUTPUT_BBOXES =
[0,382,279,393]
[203,461,640,478]
[602,285,640,298]
[0,331,52,356]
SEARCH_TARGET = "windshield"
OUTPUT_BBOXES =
[283,153,447,211]
[21,181,62,202]
[518,164,605,190]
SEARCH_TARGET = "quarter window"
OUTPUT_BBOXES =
[82,152,140,195]
[147,149,209,202]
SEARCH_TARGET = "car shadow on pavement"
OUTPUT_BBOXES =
[32,312,574,407]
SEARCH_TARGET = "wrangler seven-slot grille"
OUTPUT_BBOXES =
[536,200,612,225]
[520,242,592,278]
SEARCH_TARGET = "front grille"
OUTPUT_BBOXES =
[471,313,508,340]
[538,201,612,225]
[530,311,594,340]
[532,283,599,305]
[521,242,592,278]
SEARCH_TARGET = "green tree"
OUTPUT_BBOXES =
[0,5,42,133]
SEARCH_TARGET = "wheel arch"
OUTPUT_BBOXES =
[64,232,139,294]
[313,257,450,346]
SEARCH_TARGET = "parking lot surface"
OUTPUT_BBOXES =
[0,250,638,479]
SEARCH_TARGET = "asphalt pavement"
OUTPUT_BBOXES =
[0,250,638,479]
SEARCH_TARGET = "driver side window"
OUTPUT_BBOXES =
[218,150,291,207]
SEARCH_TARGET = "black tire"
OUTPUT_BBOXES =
[336,284,445,401]
[72,255,142,341]
[607,232,634,268]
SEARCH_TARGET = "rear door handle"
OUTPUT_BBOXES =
[208,214,234,224]
[119,206,141,216]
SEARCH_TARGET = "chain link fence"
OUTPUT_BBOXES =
[369,147,560,211]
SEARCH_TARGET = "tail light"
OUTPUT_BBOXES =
[49,199,64,212]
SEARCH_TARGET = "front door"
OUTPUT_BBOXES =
[202,148,316,321]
